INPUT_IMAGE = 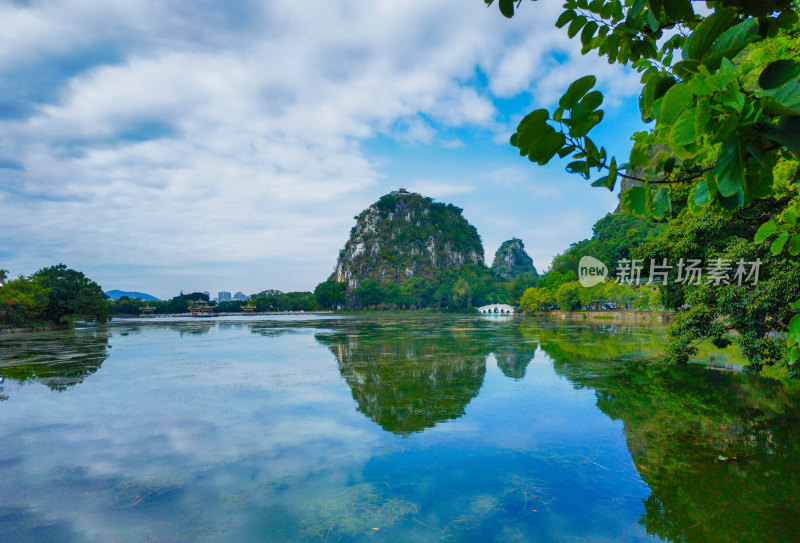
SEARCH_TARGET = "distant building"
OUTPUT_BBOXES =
[218,291,232,302]
[233,291,247,301]
[139,305,156,317]
[242,304,255,314]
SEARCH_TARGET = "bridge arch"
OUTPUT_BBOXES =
[477,304,515,315]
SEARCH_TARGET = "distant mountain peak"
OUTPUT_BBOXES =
[491,238,537,280]
[332,191,484,291]
[105,289,160,301]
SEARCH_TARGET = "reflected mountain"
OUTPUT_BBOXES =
[0,328,110,391]
[495,341,539,379]
[536,324,800,543]
[315,317,538,434]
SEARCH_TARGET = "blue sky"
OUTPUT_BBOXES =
[0,0,645,299]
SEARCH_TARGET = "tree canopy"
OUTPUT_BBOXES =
[487,0,800,375]
[0,264,108,327]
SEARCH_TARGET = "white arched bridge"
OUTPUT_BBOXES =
[477,304,515,315]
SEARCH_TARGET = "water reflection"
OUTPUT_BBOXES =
[533,324,800,543]
[0,328,110,391]
[0,316,798,543]
[315,317,538,434]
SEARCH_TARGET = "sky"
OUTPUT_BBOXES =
[0,0,646,300]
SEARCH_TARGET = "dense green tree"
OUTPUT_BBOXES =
[215,300,246,312]
[488,0,800,374]
[152,291,211,314]
[556,281,584,310]
[550,211,663,278]
[398,277,430,308]
[0,276,50,326]
[314,280,347,309]
[504,272,539,304]
[537,270,572,291]
[31,264,108,324]
[1,265,108,326]
[108,296,142,316]
[250,289,316,311]
[355,280,385,307]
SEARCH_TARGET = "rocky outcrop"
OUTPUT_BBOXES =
[491,238,537,280]
[332,190,484,291]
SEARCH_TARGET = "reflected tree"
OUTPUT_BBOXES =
[537,325,800,543]
[0,328,110,391]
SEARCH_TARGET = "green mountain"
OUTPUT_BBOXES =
[105,289,160,301]
[491,238,537,280]
[332,190,484,291]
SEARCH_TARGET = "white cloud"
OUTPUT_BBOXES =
[0,0,642,294]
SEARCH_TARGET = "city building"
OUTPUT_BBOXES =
[218,291,232,302]
[233,291,247,301]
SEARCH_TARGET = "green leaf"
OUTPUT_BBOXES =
[608,157,617,185]
[759,60,800,90]
[555,10,575,28]
[557,145,576,158]
[514,109,550,154]
[762,116,800,153]
[791,314,800,344]
[702,18,759,71]
[620,186,648,217]
[714,136,743,197]
[588,0,604,13]
[744,171,773,199]
[754,221,777,243]
[568,16,586,38]
[683,8,736,61]
[670,109,696,147]
[580,90,603,111]
[788,235,800,256]
[662,0,693,22]
[499,0,515,18]
[694,99,711,133]
[646,11,659,31]
[646,0,662,19]
[591,175,614,190]
[566,160,589,179]
[641,75,676,120]
[581,21,598,47]
[790,299,800,311]
[529,132,567,165]
[652,187,671,219]
[559,75,596,109]
[771,232,790,255]
[692,180,711,207]
[718,188,744,210]
[763,78,800,115]
[657,83,693,125]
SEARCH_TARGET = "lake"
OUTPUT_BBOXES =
[1,314,799,542]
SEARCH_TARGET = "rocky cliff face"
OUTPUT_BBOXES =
[332,190,484,291]
[491,238,537,280]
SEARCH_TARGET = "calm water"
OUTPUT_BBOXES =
[1,314,799,543]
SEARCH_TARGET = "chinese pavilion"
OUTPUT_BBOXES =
[189,300,215,317]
